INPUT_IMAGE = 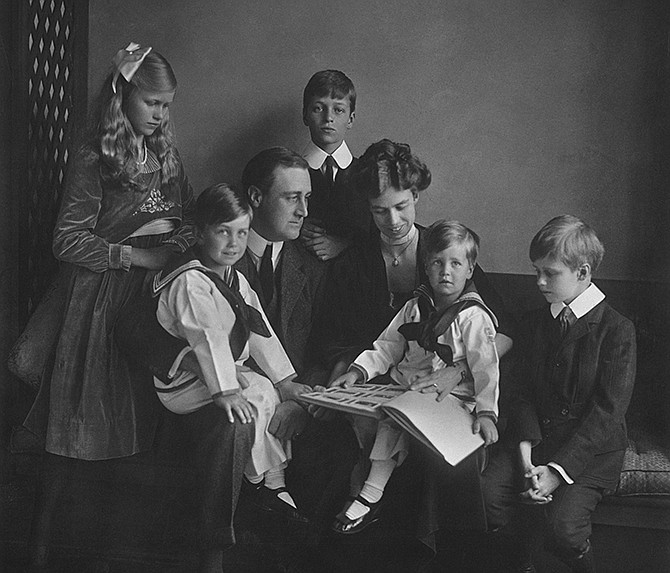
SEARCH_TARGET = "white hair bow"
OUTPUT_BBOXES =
[111,42,152,94]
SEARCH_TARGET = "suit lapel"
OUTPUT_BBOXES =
[279,242,306,339]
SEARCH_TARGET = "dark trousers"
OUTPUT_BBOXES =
[482,444,603,553]
[173,403,255,550]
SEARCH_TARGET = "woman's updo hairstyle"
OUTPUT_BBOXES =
[351,139,431,200]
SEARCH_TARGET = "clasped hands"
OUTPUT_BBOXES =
[518,441,561,504]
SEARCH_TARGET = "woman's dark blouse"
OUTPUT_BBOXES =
[319,225,514,368]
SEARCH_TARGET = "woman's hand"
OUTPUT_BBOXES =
[130,245,174,270]
[409,363,467,401]
[329,370,363,388]
[213,393,254,424]
[473,415,498,446]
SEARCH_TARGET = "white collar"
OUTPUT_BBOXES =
[303,140,353,170]
[550,283,605,319]
[247,228,284,266]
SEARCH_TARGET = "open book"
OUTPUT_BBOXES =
[300,384,484,466]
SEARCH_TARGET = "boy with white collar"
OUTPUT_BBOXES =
[301,70,370,260]
[482,215,636,573]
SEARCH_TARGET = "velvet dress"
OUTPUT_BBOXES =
[23,144,195,460]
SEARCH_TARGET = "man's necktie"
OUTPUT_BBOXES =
[259,243,274,303]
[559,306,576,337]
[323,155,336,191]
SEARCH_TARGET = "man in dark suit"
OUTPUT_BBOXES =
[116,147,354,571]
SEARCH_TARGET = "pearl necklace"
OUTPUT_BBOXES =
[136,140,148,166]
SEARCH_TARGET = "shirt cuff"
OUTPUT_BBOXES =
[476,411,498,424]
[275,373,298,387]
[348,363,368,382]
[168,346,193,380]
[109,244,132,270]
[211,388,240,400]
[548,462,574,485]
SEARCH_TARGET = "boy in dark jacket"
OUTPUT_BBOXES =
[482,215,636,573]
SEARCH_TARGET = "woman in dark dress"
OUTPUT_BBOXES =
[319,139,515,558]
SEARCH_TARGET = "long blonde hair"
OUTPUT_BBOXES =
[92,50,179,190]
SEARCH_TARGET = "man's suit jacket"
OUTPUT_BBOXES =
[512,300,636,488]
[115,239,327,384]
[233,240,327,377]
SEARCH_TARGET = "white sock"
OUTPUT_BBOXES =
[264,466,297,509]
[345,459,396,521]
[245,473,263,485]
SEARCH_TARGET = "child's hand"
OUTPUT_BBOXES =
[410,364,467,401]
[300,220,326,240]
[213,393,254,424]
[473,415,498,446]
[524,465,561,498]
[303,233,350,260]
[329,370,363,388]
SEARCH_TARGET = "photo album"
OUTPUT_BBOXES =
[299,384,484,466]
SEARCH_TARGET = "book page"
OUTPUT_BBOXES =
[382,392,484,466]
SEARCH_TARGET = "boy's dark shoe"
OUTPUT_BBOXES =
[243,479,309,524]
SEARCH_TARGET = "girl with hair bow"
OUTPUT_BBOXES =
[21,41,195,571]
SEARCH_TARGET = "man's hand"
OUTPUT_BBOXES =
[329,370,362,388]
[409,364,467,402]
[306,385,339,420]
[268,401,309,441]
[213,393,254,424]
[276,379,311,403]
[473,415,498,446]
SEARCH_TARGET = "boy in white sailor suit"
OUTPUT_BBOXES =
[152,183,308,527]
[329,220,500,534]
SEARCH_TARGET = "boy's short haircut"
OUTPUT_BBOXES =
[529,214,605,271]
[421,220,480,267]
[241,147,309,194]
[352,139,431,200]
[194,183,252,229]
[302,70,356,115]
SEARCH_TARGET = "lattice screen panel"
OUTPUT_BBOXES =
[22,0,85,315]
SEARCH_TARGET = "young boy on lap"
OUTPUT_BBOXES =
[482,215,636,572]
[330,220,500,534]
[152,184,308,526]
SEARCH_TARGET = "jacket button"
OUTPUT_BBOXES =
[561,408,569,416]
[555,362,561,368]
